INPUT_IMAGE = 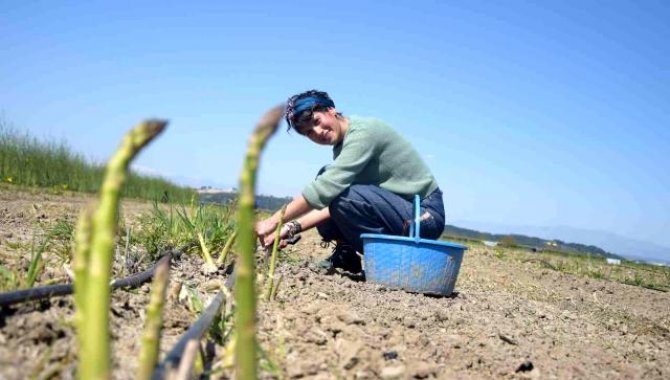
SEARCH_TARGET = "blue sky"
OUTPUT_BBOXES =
[1,1,669,252]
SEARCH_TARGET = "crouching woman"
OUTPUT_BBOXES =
[255,90,445,273]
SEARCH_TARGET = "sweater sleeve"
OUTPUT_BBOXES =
[302,127,376,208]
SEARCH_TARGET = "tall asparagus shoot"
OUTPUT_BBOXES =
[73,205,94,348]
[137,256,171,380]
[235,105,284,379]
[76,120,167,380]
[264,206,286,301]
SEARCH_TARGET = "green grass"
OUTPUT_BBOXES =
[0,265,20,290]
[134,200,237,263]
[0,121,194,202]
[0,217,85,291]
[490,244,670,291]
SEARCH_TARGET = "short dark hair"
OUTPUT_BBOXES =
[285,90,340,134]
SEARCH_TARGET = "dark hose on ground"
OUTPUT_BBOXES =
[151,291,226,380]
[0,252,173,307]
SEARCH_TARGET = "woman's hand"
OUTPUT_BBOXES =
[256,218,293,248]
[255,195,313,248]
[269,225,291,249]
[255,218,278,247]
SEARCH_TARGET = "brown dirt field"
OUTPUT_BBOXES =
[1,187,669,379]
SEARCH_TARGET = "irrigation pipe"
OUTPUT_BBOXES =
[0,252,173,307]
[151,291,226,380]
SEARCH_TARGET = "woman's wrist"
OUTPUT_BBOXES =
[284,220,302,238]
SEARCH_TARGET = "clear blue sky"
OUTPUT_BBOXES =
[2,1,669,250]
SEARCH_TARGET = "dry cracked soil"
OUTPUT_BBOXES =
[0,187,669,379]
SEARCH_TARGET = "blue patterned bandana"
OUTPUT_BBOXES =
[285,95,335,128]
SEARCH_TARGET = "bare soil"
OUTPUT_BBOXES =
[1,187,669,379]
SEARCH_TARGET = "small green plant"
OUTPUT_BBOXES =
[47,219,76,262]
[587,269,605,279]
[135,201,236,263]
[625,273,646,287]
[0,266,19,290]
[25,236,47,288]
[499,236,517,248]
[185,284,205,314]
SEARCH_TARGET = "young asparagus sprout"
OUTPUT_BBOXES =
[197,231,218,273]
[137,256,171,380]
[216,230,238,267]
[235,105,284,380]
[75,119,167,380]
[264,206,286,301]
[270,274,283,301]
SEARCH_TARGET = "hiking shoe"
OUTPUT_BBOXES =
[317,241,362,274]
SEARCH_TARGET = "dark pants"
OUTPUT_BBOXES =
[316,185,446,253]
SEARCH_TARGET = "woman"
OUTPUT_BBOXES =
[255,90,445,273]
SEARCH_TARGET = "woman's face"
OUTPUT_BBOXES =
[296,108,345,146]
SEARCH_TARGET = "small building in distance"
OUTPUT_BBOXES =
[606,258,621,265]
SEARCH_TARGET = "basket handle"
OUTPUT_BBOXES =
[410,194,420,241]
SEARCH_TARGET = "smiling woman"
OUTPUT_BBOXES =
[255,90,446,274]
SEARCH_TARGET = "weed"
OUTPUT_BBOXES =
[183,284,205,314]
[25,236,47,288]
[0,265,19,290]
[494,243,670,291]
[5,240,22,250]
[47,219,75,262]
[134,200,236,262]
[588,269,605,279]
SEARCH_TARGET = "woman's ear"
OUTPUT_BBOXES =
[327,107,338,116]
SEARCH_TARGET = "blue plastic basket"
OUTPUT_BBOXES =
[361,195,467,296]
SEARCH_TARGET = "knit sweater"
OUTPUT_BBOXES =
[302,116,439,209]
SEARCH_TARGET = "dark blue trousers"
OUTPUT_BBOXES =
[316,185,446,253]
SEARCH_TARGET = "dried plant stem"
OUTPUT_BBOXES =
[76,120,167,380]
[137,257,171,380]
[235,105,284,380]
[264,206,286,301]
[171,339,200,380]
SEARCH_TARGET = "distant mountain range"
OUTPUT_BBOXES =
[452,220,670,265]
[443,224,622,259]
[197,188,292,211]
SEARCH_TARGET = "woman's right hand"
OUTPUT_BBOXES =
[256,218,293,248]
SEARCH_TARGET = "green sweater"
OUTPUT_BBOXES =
[302,116,439,209]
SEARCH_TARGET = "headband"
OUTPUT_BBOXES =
[285,95,336,127]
